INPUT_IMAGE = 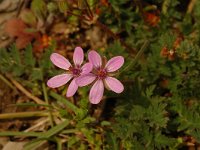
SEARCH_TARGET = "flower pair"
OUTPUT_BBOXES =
[47,47,124,104]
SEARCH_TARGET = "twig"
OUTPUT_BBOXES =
[67,10,91,21]
[83,0,93,19]
[0,74,16,91]
[24,118,49,132]
[187,0,196,14]
[42,83,54,127]
[7,76,45,105]
[16,0,25,17]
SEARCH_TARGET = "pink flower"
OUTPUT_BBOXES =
[47,47,93,97]
[76,50,124,104]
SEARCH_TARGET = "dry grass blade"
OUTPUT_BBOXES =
[7,76,45,105]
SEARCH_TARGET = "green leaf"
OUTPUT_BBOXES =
[147,98,168,128]
[41,120,69,138]
[101,121,111,126]
[145,84,156,98]
[14,102,50,108]
[39,47,53,71]
[31,0,47,18]
[57,0,69,13]
[10,45,24,76]
[24,44,35,67]
[0,49,11,73]
[50,91,79,112]
[154,132,176,149]
[106,132,119,150]
[24,139,46,150]
[30,68,43,81]
[20,10,37,26]
[24,120,69,149]
[10,45,21,65]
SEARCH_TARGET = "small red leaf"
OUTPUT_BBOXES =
[4,18,27,37]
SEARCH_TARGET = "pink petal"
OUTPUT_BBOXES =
[88,50,102,69]
[76,73,96,87]
[47,74,73,88]
[50,53,71,70]
[66,78,78,97]
[81,62,93,74]
[104,77,124,93]
[73,47,84,66]
[89,80,104,104]
[105,56,124,72]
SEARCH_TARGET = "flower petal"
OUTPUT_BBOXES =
[47,74,73,88]
[104,77,124,93]
[81,62,93,74]
[50,53,71,70]
[73,47,84,66]
[89,80,104,104]
[105,56,124,72]
[88,50,102,69]
[66,78,78,97]
[76,73,96,87]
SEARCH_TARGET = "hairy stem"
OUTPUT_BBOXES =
[121,40,149,74]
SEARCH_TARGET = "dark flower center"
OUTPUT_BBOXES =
[70,67,81,77]
[97,69,107,79]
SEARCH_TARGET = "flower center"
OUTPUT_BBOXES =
[97,69,107,79]
[69,67,81,77]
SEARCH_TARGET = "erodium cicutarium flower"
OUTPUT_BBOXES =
[76,50,124,104]
[47,47,92,97]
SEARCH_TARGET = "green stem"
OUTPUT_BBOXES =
[54,137,63,150]
[162,0,170,15]
[42,83,54,127]
[61,129,78,134]
[121,40,149,74]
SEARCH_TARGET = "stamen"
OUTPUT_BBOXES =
[69,67,81,77]
[97,69,107,79]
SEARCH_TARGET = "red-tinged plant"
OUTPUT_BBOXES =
[144,12,160,27]
[4,18,39,49]
[100,0,109,7]
[160,47,169,58]
[160,47,176,61]
[41,34,52,48]
[173,36,184,49]
[33,34,52,52]
[168,49,176,61]
[160,36,184,61]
